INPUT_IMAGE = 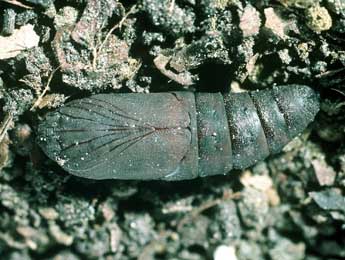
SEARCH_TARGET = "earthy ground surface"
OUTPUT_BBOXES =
[0,0,344,259]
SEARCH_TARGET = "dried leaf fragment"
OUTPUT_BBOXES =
[0,24,39,60]
[154,54,195,86]
[264,8,294,40]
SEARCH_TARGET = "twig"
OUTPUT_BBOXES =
[1,0,33,9]
[30,66,61,111]
[330,88,345,100]
[0,113,13,144]
[92,46,98,70]
[169,0,175,14]
[315,67,345,78]
[177,191,241,230]
[128,60,142,80]
[95,5,137,61]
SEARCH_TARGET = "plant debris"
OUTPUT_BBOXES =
[0,24,39,59]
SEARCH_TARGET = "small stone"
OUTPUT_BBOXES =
[241,171,281,206]
[240,170,273,191]
[213,245,238,260]
[309,188,345,212]
[239,5,261,37]
[1,9,16,36]
[266,188,281,206]
[39,207,59,220]
[264,8,289,39]
[54,6,79,28]
[311,159,336,186]
[269,233,306,260]
[99,201,115,221]
[278,49,292,64]
[49,222,74,246]
[237,187,269,230]
[109,223,122,253]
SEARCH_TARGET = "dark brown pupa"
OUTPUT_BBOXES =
[37,85,319,180]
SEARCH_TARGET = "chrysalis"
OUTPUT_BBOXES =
[37,85,319,180]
